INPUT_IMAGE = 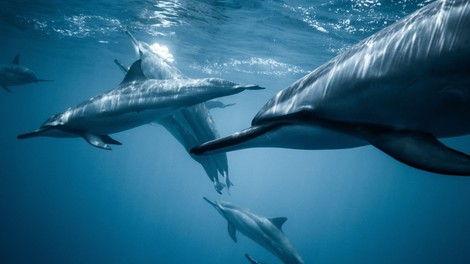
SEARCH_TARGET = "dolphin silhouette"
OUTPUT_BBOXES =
[117,30,238,193]
[245,254,264,264]
[17,59,262,150]
[192,0,470,176]
[204,197,304,264]
[0,54,51,92]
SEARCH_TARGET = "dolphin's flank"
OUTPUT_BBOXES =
[192,0,470,176]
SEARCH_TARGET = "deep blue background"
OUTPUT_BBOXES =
[1,0,470,263]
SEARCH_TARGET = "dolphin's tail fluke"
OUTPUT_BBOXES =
[191,124,277,155]
[35,79,53,82]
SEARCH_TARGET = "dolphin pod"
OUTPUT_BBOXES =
[204,197,304,264]
[117,30,235,193]
[17,59,263,150]
[0,54,51,92]
[192,0,470,176]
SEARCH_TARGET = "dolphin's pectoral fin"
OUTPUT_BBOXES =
[2,85,11,92]
[362,129,470,176]
[114,59,129,74]
[101,135,122,145]
[269,217,288,231]
[245,254,262,264]
[227,222,237,242]
[82,133,112,150]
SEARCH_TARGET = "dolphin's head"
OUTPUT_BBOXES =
[17,113,76,139]
[16,67,38,83]
[203,197,240,215]
[203,197,220,209]
[0,65,39,86]
[203,197,229,217]
[251,74,315,127]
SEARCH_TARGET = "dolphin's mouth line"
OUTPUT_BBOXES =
[253,109,404,138]
[190,123,282,155]
[17,127,53,139]
[17,124,75,139]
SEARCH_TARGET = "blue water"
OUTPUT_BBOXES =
[1,0,470,263]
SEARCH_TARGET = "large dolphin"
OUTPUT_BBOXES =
[192,0,470,176]
[0,54,50,92]
[17,59,262,150]
[123,30,234,193]
[203,197,304,264]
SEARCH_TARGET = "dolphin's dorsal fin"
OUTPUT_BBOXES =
[121,59,146,84]
[12,54,19,65]
[270,217,287,231]
[227,222,237,242]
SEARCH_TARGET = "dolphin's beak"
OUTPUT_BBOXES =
[17,127,51,139]
[203,197,218,207]
[190,124,278,155]
[125,29,143,57]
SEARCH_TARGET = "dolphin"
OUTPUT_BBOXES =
[122,30,236,193]
[192,0,470,176]
[0,54,51,92]
[203,197,304,264]
[245,254,264,264]
[17,59,262,150]
[205,100,236,110]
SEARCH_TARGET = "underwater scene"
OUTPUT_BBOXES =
[1,0,470,263]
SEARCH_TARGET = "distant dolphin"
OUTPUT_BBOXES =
[203,197,304,264]
[0,54,51,92]
[17,59,262,150]
[122,30,236,193]
[192,0,470,176]
[245,254,264,264]
[205,100,236,110]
